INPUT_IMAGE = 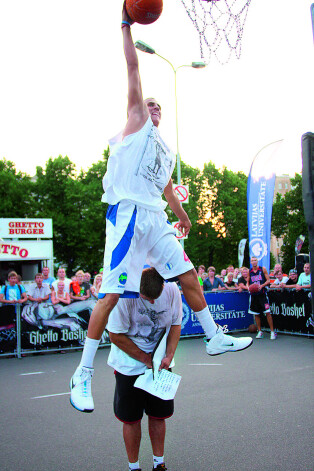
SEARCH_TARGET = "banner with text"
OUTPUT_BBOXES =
[247,141,282,271]
[181,291,254,335]
[267,289,313,334]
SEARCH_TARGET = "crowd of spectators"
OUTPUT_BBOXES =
[0,261,311,307]
[0,267,103,308]
[196,263,311,293]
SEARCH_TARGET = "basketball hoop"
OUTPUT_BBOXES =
[180,0,252,64]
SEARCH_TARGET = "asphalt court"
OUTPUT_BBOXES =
[1,334,313,471]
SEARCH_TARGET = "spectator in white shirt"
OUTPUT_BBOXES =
[273,270,289,288]
[27,273,51,303]
[51,267,72,293]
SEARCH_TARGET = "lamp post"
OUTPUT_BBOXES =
[135,40,206,245]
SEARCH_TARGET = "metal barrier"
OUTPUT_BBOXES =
[0,289,312,358]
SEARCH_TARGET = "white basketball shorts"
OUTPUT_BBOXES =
[98,200,194,298]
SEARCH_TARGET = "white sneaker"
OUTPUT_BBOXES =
[270,331,277,340]
[70,366,94,413]
[206,327,253,356]
[256,331,264,339]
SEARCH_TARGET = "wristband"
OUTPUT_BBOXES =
[121,21,131,27]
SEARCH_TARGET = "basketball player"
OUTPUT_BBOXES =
[70,2,252,413]
[248,257,277,340]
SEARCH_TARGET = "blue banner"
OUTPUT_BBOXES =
[181,291,254,336]
[247,141,282,272]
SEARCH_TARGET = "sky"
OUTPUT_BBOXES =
[0,0,313,178]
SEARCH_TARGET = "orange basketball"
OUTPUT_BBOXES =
[126,0,163,25]
[249,283,260,294]
[248,324,258,333]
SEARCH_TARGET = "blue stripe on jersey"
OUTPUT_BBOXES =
[120,291,139,298]
[110,206,137,270]
[106,203,120,226]
[98,290,139,299]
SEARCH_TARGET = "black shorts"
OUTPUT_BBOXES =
[248,292,270,315]
[113,370,174,424]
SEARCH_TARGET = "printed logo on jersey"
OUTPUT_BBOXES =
[183,251,191,263]
[118,272,128,285]
[249,238,267,260]
[138,126,175,192]
[165,263,173,271]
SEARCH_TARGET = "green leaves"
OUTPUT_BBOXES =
[272,174,308,271]
[1,152,303,275]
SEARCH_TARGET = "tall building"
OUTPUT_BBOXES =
[271,175,292,264]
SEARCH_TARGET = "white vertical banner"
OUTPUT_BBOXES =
[238,239,247,268]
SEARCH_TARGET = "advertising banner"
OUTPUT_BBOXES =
[1,290,312,356]
[19,299,109,350]
[247,141,282,271]
[267,289,313,335]
[0,305,17,354]
[294,235,305,256]
[181,291,254,336]
[0,240,53,261]
[238,239,247,268]
[0,218,53,239]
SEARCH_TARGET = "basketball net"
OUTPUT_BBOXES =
[180,0,252,64]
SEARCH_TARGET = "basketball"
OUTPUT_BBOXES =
[248,324,258,333]
[126,0,163,25]
[249,283,260,294]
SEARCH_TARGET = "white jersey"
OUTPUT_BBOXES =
[107,282,182,375]
[102,117,176,212]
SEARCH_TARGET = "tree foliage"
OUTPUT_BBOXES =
[4,152,294,276]
[0,158,35,217]
[271,173,308,272]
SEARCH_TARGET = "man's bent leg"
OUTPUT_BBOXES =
[70,293,120,412]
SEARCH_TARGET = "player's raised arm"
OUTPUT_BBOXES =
[122,2,149,136]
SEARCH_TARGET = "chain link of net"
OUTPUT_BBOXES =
[180,0,252,64]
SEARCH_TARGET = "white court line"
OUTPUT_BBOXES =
[31,392,70,399]
[189,363,223,366]
[20,372,44,376]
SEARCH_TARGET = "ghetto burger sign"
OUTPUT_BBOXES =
[0,219,53,238]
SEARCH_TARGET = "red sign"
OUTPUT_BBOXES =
[172,222,188,240]
[173,185,189,203]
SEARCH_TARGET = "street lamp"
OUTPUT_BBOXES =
[135,40,206,246]
[135,40,206,187]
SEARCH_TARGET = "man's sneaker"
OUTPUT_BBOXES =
[256,331,264,339]
[205,326,253,356]
[270,331,277,340]
[153,465,167,471]
[70,366,94,412]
